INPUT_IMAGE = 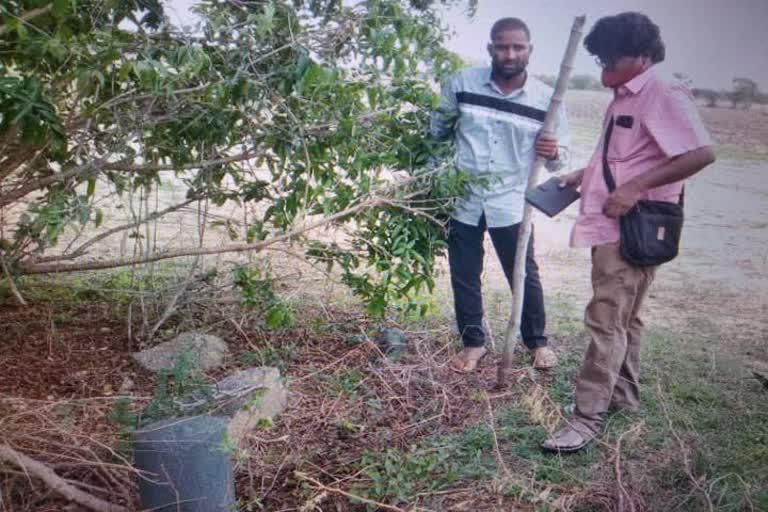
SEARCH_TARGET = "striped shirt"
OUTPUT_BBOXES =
[431,67,570,227]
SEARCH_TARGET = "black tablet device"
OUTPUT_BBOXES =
[525,176,580,217]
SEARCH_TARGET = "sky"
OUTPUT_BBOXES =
[164,0,768,91]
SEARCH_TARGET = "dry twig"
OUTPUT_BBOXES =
[0,444,129,512]
[612,423,643,512]
[294,471,410,512]
[656,380,715,512]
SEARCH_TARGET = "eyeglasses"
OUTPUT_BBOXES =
[594,56,615,70]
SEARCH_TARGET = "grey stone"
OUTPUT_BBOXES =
[219,367,287,446]
[132,332,229,372]
[118,376,135,394]
[173,367,288,447]
[375,327,408,359]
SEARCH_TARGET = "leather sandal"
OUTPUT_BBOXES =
[540,423,595,453]
[449,347,488,374]
[531,346,557,370]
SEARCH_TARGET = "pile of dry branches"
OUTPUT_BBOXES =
[0,397,144,511]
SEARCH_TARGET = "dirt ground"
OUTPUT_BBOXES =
[1,89,766,511]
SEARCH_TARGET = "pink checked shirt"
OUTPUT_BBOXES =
[570,68,713,248]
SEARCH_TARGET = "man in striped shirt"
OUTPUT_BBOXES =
[431,18,570,373]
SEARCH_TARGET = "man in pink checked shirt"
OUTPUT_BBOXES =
[541,12,716,453]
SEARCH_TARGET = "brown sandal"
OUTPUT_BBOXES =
[541,423,596,453]
[449,347,488,374]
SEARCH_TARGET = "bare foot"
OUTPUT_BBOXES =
[449,346,488,373]
[531,346,557,370]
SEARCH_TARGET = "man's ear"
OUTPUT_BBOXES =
[487,43,493,58]
[529,43,534,56]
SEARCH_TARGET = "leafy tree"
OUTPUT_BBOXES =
[692,88,720,108]
[0,0,475,316]
[568,74,602,91]
[727,77,759,109]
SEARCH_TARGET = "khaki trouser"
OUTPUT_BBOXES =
[574,243,657,433]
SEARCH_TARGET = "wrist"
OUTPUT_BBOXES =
[622,179,645,197]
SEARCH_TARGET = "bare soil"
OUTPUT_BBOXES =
[1,90,766,511]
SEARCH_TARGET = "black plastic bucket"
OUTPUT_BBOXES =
[133,416,236,511]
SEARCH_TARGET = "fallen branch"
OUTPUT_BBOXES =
[0,444,129,512]
[482,391,512,480]
[612,423,643,512]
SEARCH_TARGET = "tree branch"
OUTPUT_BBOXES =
[0,152,255,208]
[0,4,53,37]
[0,252,27,306]
[17,196,382,274]
[0,443,129,512]
[33,198,198,263]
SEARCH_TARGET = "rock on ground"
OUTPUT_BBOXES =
[214,367,288,447]
[132,332,229,373]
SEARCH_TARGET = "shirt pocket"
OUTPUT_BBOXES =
[607,115,640,162]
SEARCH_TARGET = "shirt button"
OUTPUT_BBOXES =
[490,159,495,163]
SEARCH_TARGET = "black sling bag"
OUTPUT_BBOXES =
[602,116,684,266]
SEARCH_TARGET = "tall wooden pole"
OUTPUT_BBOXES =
[497,16,586,387]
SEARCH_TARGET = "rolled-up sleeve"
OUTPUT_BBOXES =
[645,86,712,157]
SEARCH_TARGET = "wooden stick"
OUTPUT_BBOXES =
[497,16,586,387]
[0,444,129,512]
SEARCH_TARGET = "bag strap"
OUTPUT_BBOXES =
[601,115,685,207]
[601,116,616,193]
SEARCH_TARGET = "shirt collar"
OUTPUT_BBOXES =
[617,66,655,96]
[485,68,529,97]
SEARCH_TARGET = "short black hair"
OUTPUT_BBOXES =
[490,17,530,41]
[584,12,665,64]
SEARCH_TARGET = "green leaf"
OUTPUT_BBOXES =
[86,178,96,197]
[52,0,71,18]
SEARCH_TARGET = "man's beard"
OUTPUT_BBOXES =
[492,60,527,80]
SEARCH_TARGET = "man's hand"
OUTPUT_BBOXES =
[558,168,584,189]
[535,133,559,160]
[603,181,644,218]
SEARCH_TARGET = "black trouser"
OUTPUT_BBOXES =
[447,215,547,350]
